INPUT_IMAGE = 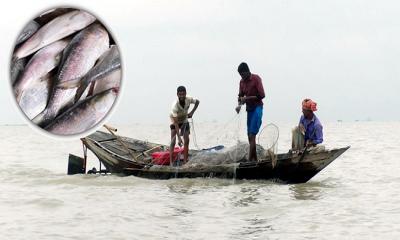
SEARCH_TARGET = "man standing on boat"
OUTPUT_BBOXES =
[291,98,324,152]
[170,86,200,164]
[235,62,265,161]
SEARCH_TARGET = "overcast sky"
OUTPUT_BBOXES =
[0,0,399,126]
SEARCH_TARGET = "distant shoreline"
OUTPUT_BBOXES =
[0,124,27,126]
[1,120,399,127]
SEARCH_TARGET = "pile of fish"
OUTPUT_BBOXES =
[10,8,121,135]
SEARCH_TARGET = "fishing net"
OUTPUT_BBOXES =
[257,123,279,168]
[184,141,266,168]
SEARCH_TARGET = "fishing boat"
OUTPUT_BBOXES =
[68,128,349,184]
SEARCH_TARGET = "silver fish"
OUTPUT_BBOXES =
[10,58,26,85]
[33,23,109,128]
[93,68,122,95]
[15,20,40,45]
[13,39,69,103]
[13,10,96,60]
[35,8,75,25]
[19,73,53,120]
[58,45,121,102]
[45,88,118,135]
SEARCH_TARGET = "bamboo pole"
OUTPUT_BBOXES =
[103,124,138,162]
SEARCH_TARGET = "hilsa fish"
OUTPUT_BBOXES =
[33,23,109,128]
[15,20,40,45]
[13,10,96,60]
[11,21,40,84]
[19,72,53,120]
[58,45,121,102]
[13,39,69,103]
[45,88,118,135]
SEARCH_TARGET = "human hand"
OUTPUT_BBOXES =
[239,96,247,104]
[235,105,241,114]
[188,112,193,118]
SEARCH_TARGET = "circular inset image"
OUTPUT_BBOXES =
[10,7,121,137]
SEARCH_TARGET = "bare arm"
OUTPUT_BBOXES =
[188,100,200,118]
[236,83,244,113]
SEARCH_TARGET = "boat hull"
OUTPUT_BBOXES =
[122,147,349,183]
[81,131,350,183]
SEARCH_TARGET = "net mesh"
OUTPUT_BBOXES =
[184,141,267,168]
[257,123,279,167]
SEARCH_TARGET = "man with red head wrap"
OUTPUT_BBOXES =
[302,98,317,112]
[292,98,323,151]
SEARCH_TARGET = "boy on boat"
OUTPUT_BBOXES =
[291,98,324,153]
[170,86,200,164]
[235,62,265,161]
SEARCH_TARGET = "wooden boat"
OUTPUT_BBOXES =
[73,130,349,184]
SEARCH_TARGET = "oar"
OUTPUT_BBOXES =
[136,145,162,158]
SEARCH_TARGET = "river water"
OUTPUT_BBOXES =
[0,121,399,239]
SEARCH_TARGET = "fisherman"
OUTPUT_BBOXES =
[235,62,265,161]
[291,98,324,152]
[170,86,200,164]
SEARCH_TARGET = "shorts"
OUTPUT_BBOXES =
[170,122,190,135]
[247,106,263,135]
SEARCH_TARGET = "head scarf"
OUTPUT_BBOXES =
[302,98,317,111]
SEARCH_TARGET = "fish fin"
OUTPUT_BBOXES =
[32,109,47,125]
[15,89,23,104]
[11,55,18,63]
[74,82,89,103]
[32,109,54,128]
[57,77,82,89]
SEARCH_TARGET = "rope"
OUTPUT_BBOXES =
[234,110,242,161]
[232,110,243,180]
[188,118,200,150]
[214,113,241,144]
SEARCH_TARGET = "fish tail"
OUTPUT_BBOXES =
[11,55,18,63]
[32,109,53,128]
